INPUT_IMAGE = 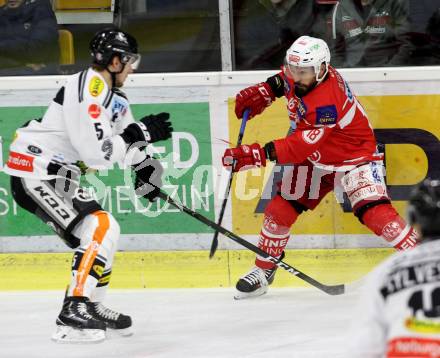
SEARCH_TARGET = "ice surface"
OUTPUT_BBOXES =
[0,288,359,358]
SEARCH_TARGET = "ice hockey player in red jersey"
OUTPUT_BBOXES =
[348,179,440,357]
[222,35,419,300]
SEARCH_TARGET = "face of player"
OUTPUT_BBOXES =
[284,65,317,97]
[284,63,326,97]
[111,54,140,87]
[114,61,133,88]
[7,0,24,8]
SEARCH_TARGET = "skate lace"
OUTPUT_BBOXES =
[242,267,267,286]
[77,302,93,319]
[95,303,120,321]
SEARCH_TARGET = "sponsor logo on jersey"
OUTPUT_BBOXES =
[364,26,386,34]
[27,145,42,156]
[308,150,321,163]
[7,151,34,172]
[112,97,128,121]
[88,104,101,119]
[405,317,440,334]
[316,105,337,125]
[387,337,440,357]
[287,96,307,124]
[89,76,104,97]
[101,139,113,161]
[302,128,324,144]
[344,80,354,102]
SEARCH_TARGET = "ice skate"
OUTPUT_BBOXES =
[88,302,133,336]
[234,265,279,300]
[52,296,106,343]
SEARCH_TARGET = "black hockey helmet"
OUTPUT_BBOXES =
[408,178,440,237]
[89,28,140,70]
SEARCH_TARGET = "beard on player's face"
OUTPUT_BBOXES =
[294,80,317,97]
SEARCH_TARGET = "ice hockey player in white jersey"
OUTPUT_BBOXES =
[348,179,440,357]
[3,28,173,343]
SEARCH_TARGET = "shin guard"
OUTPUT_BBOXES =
[68,211,120,298]
[255,195,300,269]
[362,204,418,251]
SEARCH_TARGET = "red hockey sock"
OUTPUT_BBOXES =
[362,204,418,251]
[255,195,300,269]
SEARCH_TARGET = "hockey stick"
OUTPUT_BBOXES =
[156,190,345,296]
[209,109,250,259]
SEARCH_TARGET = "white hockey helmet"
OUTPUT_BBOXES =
[284,36,331,84]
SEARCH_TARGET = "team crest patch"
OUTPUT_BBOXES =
[302,128,324,144]
[89,76,104,97]
[316,105,337,125]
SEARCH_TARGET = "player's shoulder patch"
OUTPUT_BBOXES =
[316,105,337,125]
[79,70,109,103]
[89,76,105,97]
[302,128,325,144]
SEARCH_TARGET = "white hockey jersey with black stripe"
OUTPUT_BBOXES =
[348,239,440,357]
[3,68,144,179]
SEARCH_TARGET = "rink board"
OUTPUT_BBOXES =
[0,67,440,252]
[0,248,393,290]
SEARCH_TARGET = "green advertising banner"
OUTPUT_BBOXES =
[0,103,214,236]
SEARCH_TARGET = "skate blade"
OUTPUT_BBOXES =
[234,286,268,300]
[51,325,106,344]
[107,327,134,338]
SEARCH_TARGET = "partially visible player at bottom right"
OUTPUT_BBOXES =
[348,179,440,358]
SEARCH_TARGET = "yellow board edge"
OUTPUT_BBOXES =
[0,249,393,290]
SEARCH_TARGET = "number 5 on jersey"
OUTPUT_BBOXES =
[94,123,104,140]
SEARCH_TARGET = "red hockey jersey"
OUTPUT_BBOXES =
[273,66,382,170]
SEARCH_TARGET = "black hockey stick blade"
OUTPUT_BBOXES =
[209,109,250,259]
[156,190,345,296]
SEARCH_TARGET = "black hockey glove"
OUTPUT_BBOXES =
[133,156,163,202]
[121,112,173,147]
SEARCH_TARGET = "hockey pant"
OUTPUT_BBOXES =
[10,176,119,301]
[255,161,418,270]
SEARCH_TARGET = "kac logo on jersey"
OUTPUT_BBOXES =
[316,105,337,125]
[89,76,104,97]
[302,128,324,144]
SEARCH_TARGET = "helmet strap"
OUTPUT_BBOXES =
[315,63,329,85]
[106,56,126,88]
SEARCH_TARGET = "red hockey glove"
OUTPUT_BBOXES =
[235,82,275,119]
[222,143,267,172]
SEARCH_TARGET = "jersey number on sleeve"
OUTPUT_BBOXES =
[94,123,104,140]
